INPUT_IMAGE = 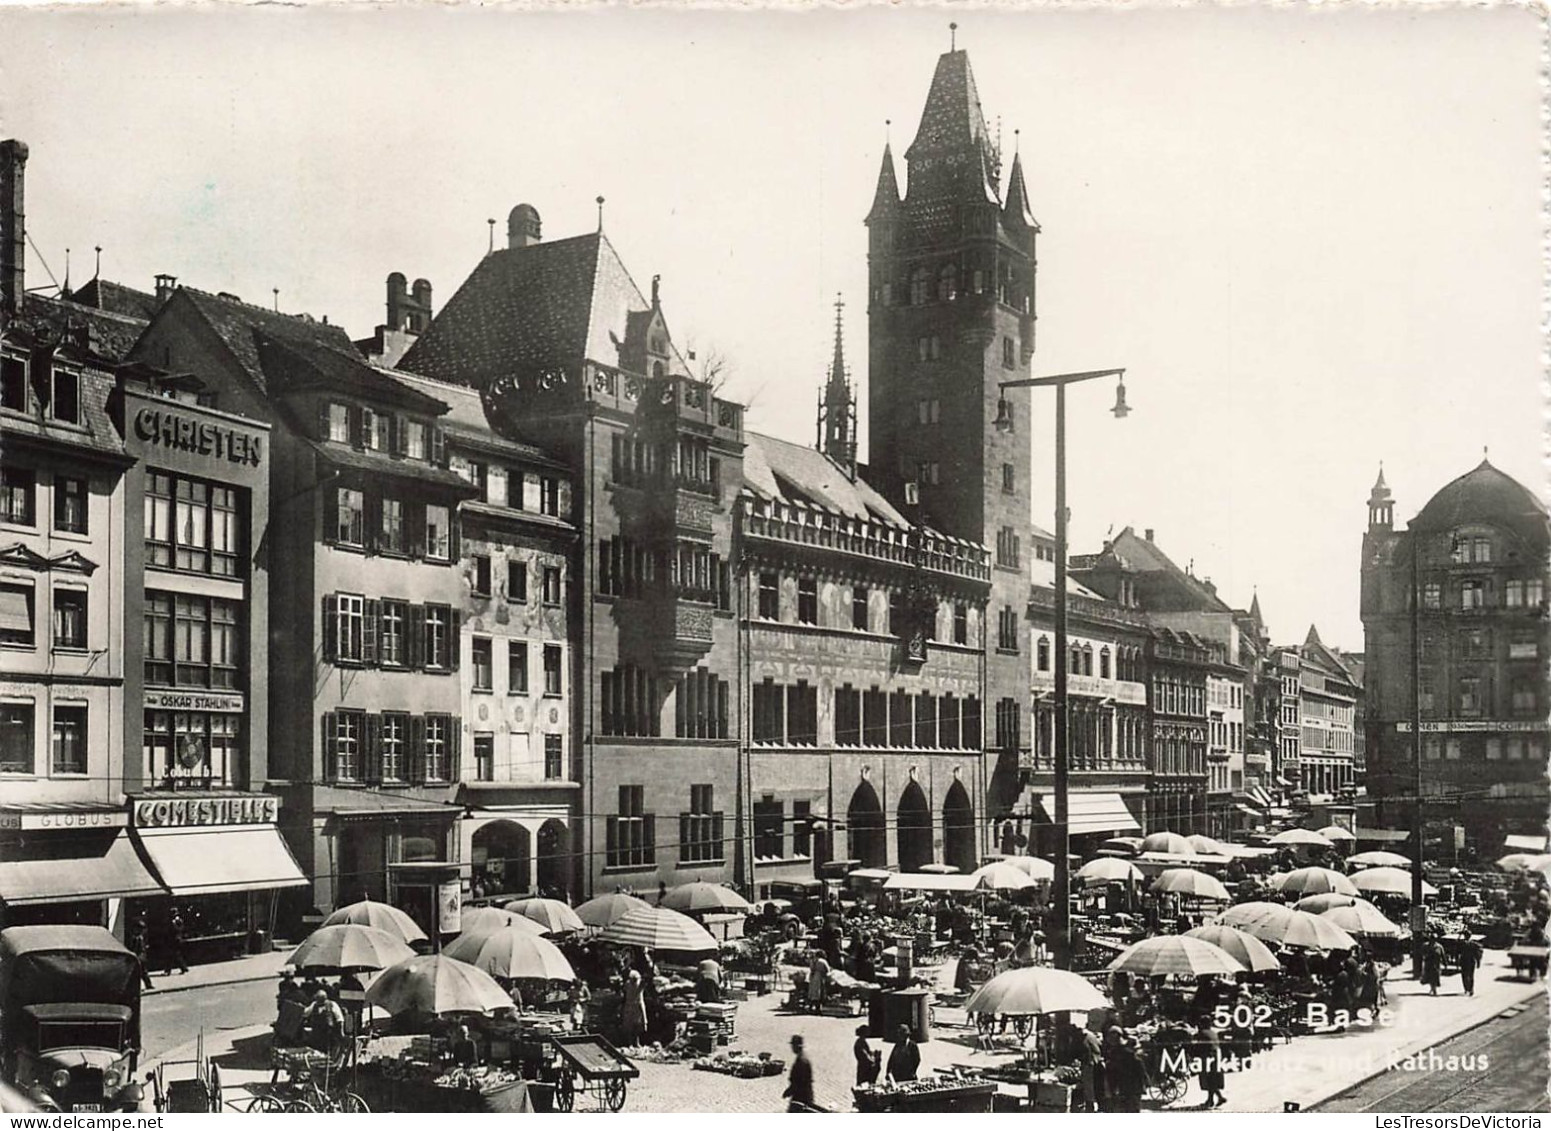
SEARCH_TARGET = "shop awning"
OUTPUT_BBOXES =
[136,825,308,896]
[0,829,166,906]
[883,873,982,893]
[1234,804,1261,817]
[1037,792,1141,836]
[0,587,32,636]
[1355,827,1412,844]
[1504,834,1548,852]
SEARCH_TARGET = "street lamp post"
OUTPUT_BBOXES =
[1410,536,1426,976]
[995,367,1129,970]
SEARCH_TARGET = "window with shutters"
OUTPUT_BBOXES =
[381,712,407,781]
[335,594,365,663]
[325,402,350,443]
[424,605,454,670]
[674,668,729,739]
[543,644,562,696]
[403,419,427,460]
[787,681,818,746]
[378,498,406,555]
[852,587,869,631]
[472,555,491,597]
[753,796,784,860]
[752,679,784,744]
[424,713,453,781]
[834,685,861,747]
[606,785,654,868]
[472,637,493,691]
[368,409,391,452]
[379,600,407,667]
[542,566,562,606]
[600,664,659,737]
[425,505,451,561]
[544,733,563,780]
[333,710,363,780]
[681,784,723,864]
[508,641,529,694]
[797,577,818,625]
[915,692,937,747]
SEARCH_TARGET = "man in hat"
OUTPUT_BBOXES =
[784,1035,815,1112]
[1457,932,1482,996]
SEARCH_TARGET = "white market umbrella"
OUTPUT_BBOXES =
[576,893,651,929]
[365,954,512,1016]
[1274,867,1359,898]
[503,897,586,934]
[1233,906,1358,951]
[460,906,546,937]
[965,967,1110,1017]
[1219,901,1290,931]
[1294,893,1360,914]
[322,900,429,945]
[660,883,754,915]
[1319,902,1402,939]
[599,906,718,954]
[1496,853,1551,873]
[1352,867,1438,899]
[1270,828,1333,849]
[444,926,576,981]
[1000,856,1056,882]
[1078,858,1143,886]
[1349,851,1412,870]
[1317,826,1358,844]
[1142,832,1195,856]
[972,862,1038,891]
[288,924,415,972]
[1151,868,1230,902]
[919,863,960,874]
[1187,835,1227,856]
[1109,936,1244,978]
[1184,925,1281,973]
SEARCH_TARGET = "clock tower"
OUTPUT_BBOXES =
[866,43,1040,803]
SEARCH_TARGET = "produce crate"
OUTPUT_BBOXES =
[1033,1082,1072,1112]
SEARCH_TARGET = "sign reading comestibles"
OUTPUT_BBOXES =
[134,406,263,467]
[133,795,279,827]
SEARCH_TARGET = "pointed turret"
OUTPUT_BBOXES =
[903,48,1001,206]
[1002,149,1038,232]
[866,142,902,224]
[1249,590,1263,624]
[816,293,857,476]
[1367,463,1394,531]
[1305,624,1323,648]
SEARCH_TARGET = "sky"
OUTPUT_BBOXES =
[2,5,1542,651]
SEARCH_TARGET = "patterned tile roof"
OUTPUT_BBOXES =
[381,366,557,463]
[399,231,687,385]
[743,431,909,527]
[906,49,991,159]
[251,329,445,413]
[68,278,160,323]
[21,293,147,364]
[176,288,361,394]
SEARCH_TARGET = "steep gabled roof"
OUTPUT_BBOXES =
[252,330,447,414]
[1104,527,1233,614]
[175,288,361,394]
[20,292,147,364]
[744,432,908,527]
[866,143,902,223]
[1002,151,1037,231]
[68,278,159,323]
[399,231,687,386]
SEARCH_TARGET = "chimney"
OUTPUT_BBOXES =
[507,203,542,250]
[1,139,28,317]
[386,272,408,331]
[408,278,432,334]
[1144,528,1154,542]
[155,274,177,306]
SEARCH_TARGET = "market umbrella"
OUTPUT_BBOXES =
[1317,826,1358,844]
[1294,893,1360,914]
[1151,868,1231,902]
[965,966,1110,1017]
[919,863,960,874]
[1273,867,1359,898]
[287,924,415,972]
[365,954,512,1016]
[444,926,576,982]
[503,897,586,934]
[1270,828,1333,848]
[575,892,651,929]
[1077,858,1143,886]
[1187,835,1227,856]
[659,882,753,916]
[1218,901,1290,931]
[598,906,718,954]
[1496,853,1551,873]
[972,862,1038,892]
[1349,851,1413,870]
[1231,906,1358,951]
[1108,936,1244,978]
[1319,902,1402,939]
[1351,867,1438,899]
[321,899,429,945]
[1184,925,1281,973]
[1000,855,1056,882]
[1141,832,1195,856]
[460,906,545,937]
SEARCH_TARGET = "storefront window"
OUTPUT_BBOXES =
[143,710,239,788]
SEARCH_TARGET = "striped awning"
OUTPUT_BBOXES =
[1037,792,1141,836]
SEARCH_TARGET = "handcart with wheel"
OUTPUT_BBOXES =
[147,1031,223,1113]
[244,1044,368,1112]
[547,1034,638,1112]
[1140,1036,1190,1108]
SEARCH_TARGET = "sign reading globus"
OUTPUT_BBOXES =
[133,795,279,828]
[134,406,263,467]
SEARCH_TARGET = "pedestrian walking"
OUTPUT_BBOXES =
[164,906,190,975]
[1421,935,1443,996]
[1457,934,1482,996]
[1192,1018,1226,1108]
[853,1024,881,1087]
[885,1023,920,1083]
[1064,1016,1104,1112]
[783,1035,815,1112]
[128,915,154,990]
[1101,1026,1145,1113]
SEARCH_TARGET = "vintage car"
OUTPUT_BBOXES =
[0,926,145,1113]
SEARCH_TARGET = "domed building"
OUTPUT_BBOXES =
[1360,459,1550,857]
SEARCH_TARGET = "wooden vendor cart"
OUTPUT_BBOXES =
[549,1033,639,1112]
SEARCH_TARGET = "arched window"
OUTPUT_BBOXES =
[1100,647,1111,680]
[1036,636,1050,672]
[1082,645,1094,676]
[937,264,958,302]
[1069,644,1082,675]
[910,267,931,306]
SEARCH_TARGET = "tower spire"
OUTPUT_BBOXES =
[816,291,857,477]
